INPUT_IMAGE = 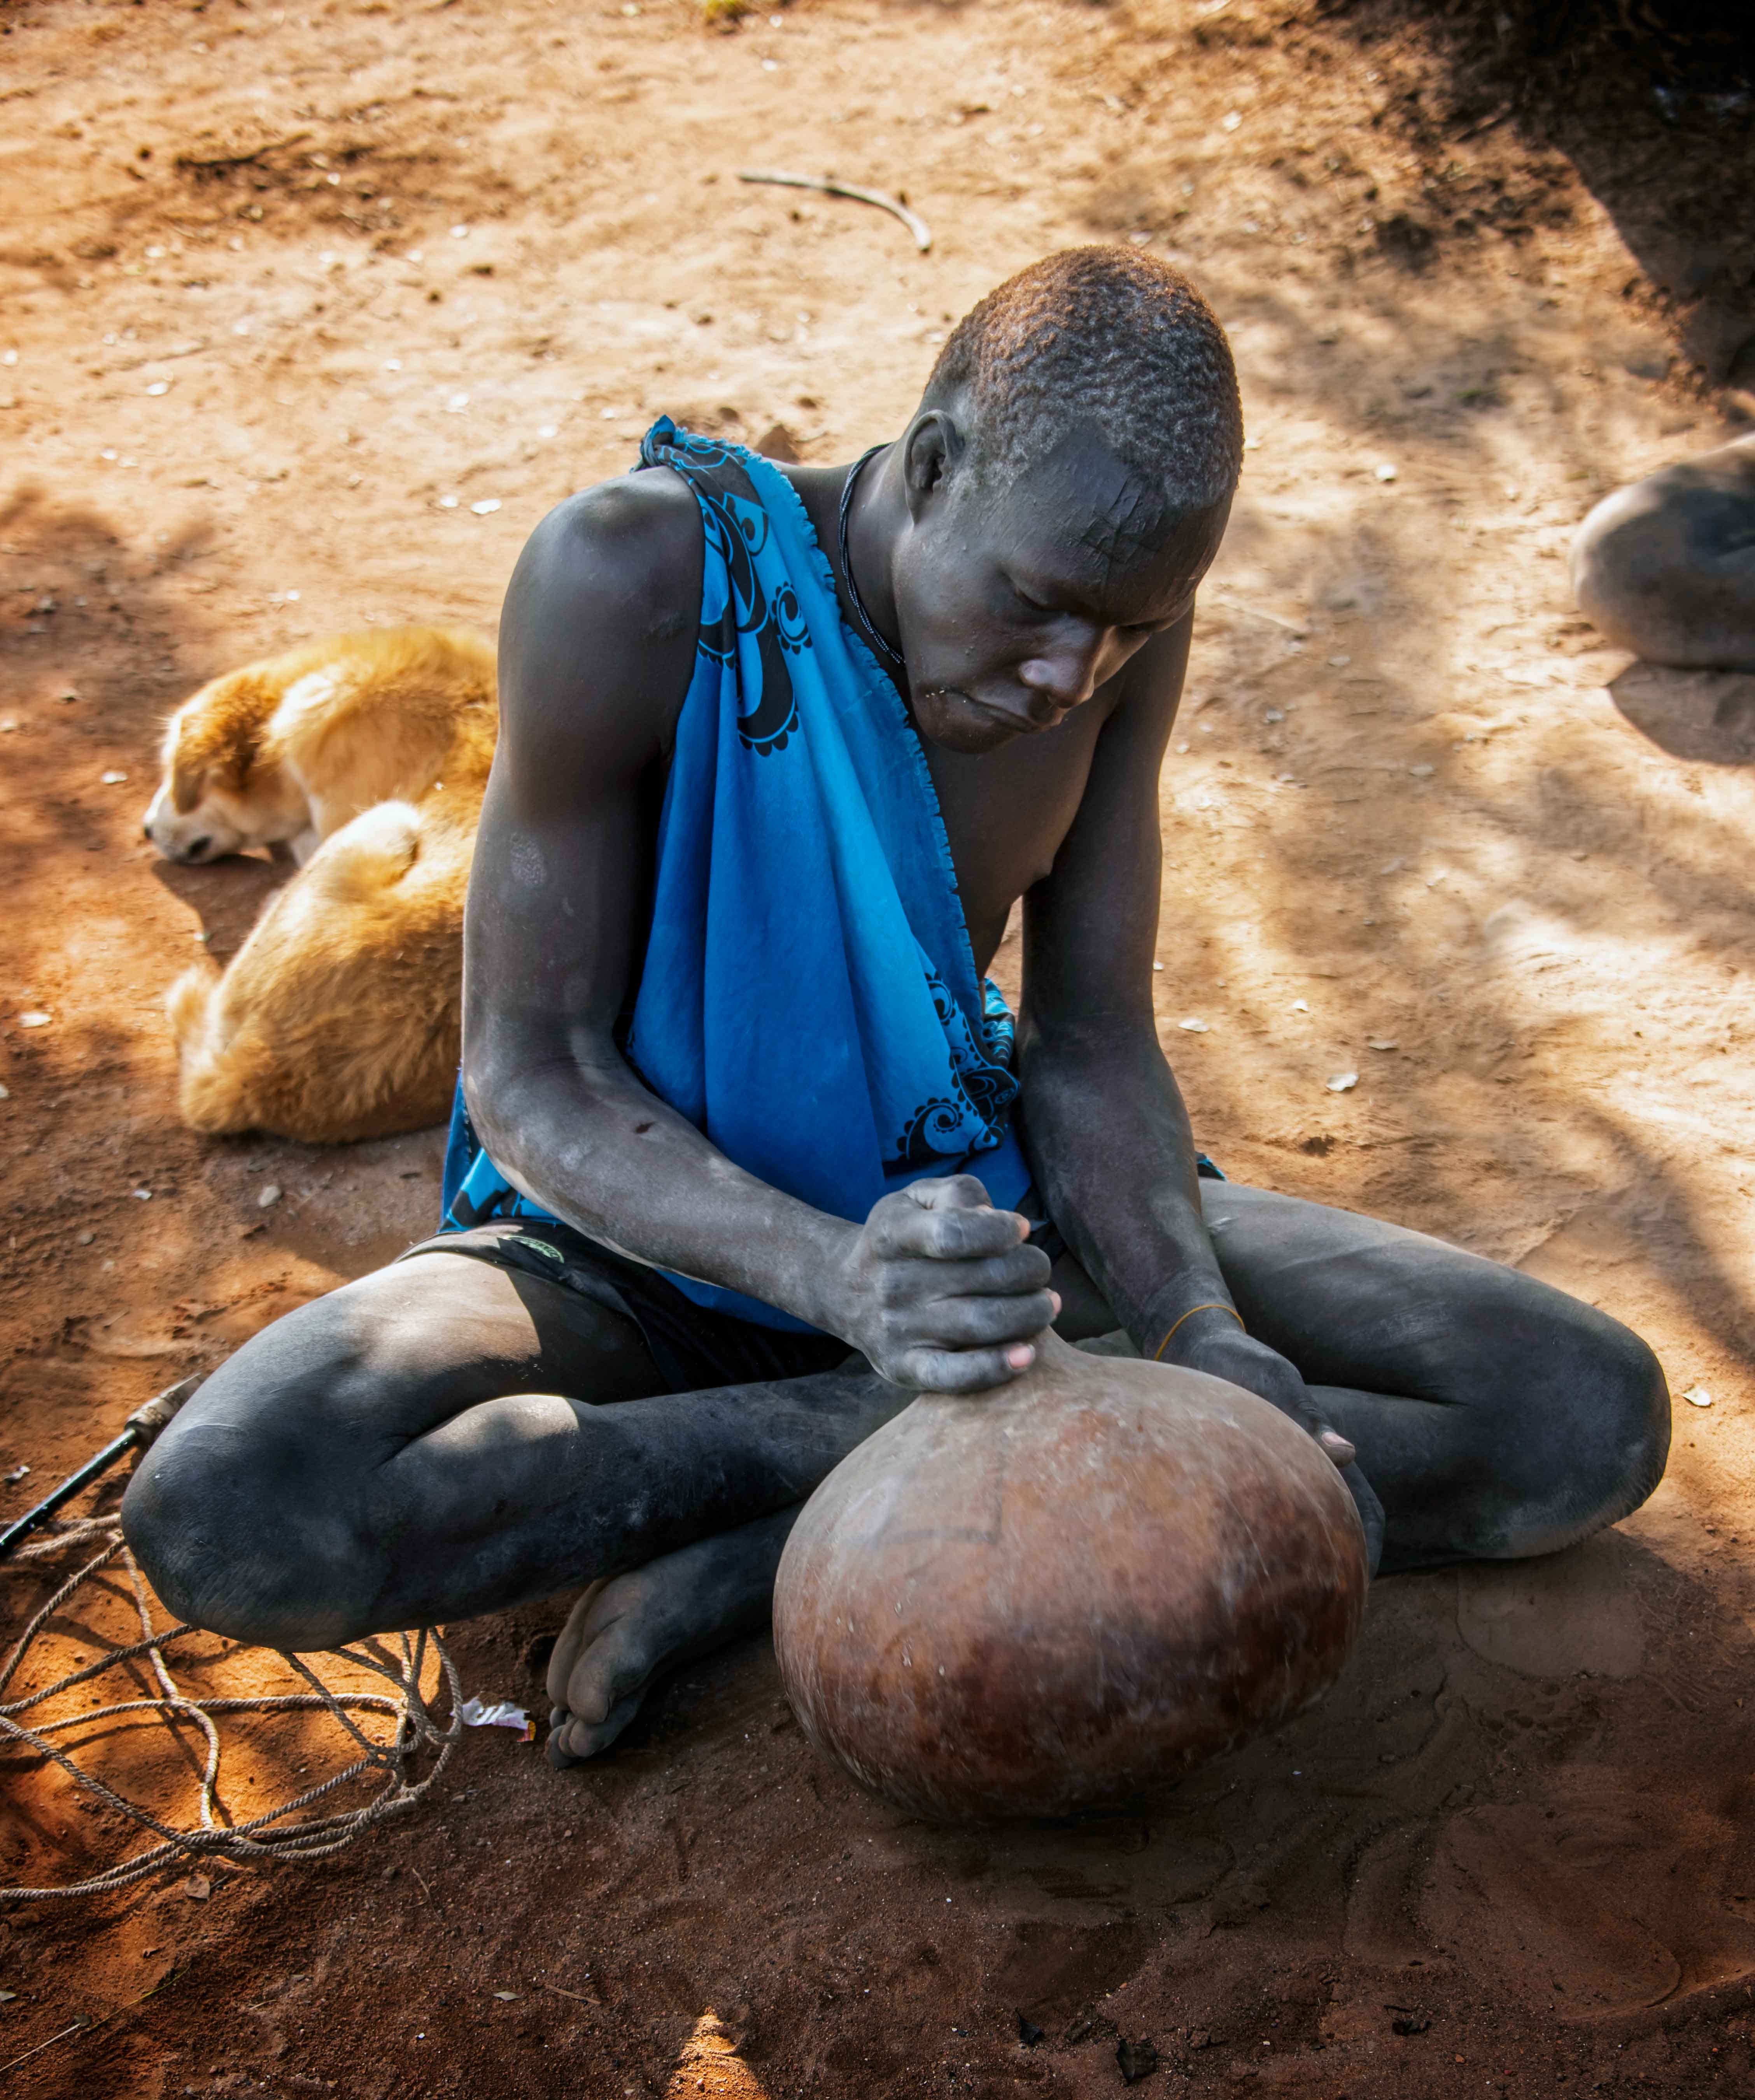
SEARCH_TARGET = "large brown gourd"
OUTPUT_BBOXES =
[772,1331,1367,1820]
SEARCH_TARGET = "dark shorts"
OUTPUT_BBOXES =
[399,1159,1222,1397]
[399,1218,858,1394]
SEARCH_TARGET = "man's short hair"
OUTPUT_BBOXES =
[927,246,1244,513]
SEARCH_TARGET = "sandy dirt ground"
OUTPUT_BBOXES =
[4,1,1755,2094]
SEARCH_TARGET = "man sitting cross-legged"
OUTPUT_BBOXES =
[124,250,1669,1766]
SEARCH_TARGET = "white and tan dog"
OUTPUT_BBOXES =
[147,625,497,1144]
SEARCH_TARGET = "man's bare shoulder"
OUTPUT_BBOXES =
[509,468,702,649]
[498,468,704,780]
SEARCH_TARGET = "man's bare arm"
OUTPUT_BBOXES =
[462,481,1053,1389]
[1016,614,1355,1459]
[1014,614,1222,1344]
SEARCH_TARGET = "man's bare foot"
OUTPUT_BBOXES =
[544,1505,801,1765]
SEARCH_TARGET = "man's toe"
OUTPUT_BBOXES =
[544,1578,608,1709]
[562,1624,651,1728]
[547,1685,646,1765]
[546,1708,590,1766]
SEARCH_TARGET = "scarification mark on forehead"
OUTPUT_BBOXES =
[972,417,1225,625]
[1014,424,1171,584]
[1074,472,1169,583]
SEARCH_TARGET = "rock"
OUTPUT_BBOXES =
[1117,2035,1160,2083]
[754,421,802,462]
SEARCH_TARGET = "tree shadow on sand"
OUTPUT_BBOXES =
[1310,0,1755,383]
[1608,662,1755,764]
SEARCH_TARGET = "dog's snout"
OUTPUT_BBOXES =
[186,836,213,862]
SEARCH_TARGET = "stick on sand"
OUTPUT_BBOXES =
[737,169,932,252]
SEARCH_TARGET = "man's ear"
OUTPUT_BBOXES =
[900,408,967,519]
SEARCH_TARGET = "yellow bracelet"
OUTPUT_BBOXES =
[1151,1301,1244,1362]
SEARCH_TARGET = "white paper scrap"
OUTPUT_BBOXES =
[457,1698,531,1732]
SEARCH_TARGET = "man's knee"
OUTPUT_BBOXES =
[121,1295,396,1648]
[1489,1302,1669,1558]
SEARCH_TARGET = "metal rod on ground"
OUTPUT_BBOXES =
[0,1374,205,1561]
[737,169,932,252]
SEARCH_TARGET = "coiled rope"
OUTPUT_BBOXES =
[0,1513,461,1901]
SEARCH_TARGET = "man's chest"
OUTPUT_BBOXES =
[925,701,1110,972]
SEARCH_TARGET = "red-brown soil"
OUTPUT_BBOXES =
[4,2,1755,2096]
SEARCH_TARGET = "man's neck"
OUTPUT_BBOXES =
[843,441,907,668]
[782,446,907,676]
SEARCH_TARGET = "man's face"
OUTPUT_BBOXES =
[890,423,1230,755]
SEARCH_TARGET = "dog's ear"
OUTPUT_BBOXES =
[168,722,253,812]
[167,674,268,809]
[168,723,210,814]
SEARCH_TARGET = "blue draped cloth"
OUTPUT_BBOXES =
[440,417,1030,1331]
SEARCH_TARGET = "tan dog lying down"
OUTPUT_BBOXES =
[146,625,496,1144]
